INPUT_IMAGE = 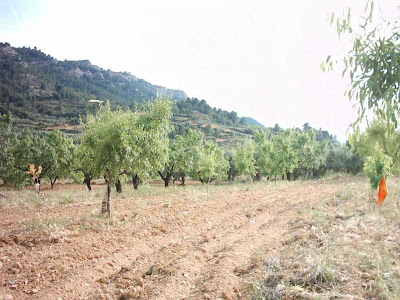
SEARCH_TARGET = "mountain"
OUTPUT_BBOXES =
[244,117,264,127]
[0,42,266,146]
[0,42,186,127]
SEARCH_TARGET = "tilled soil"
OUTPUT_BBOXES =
[0,180,344,299]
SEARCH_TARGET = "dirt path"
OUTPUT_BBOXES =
[0,180,344,299]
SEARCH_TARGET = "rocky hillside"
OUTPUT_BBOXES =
[0,42,269,147]
[0,42,187,127]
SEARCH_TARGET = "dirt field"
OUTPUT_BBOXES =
[0,177,398,299]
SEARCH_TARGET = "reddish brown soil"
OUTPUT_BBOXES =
[0,180,344,299]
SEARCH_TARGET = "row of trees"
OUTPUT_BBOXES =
[231,128,351,182]
[1,97,365,216]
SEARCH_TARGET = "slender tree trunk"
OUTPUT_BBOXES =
[102,171,112,217]
[106,182,111,217]
[115,179,122,193]
[255,172,261,181]
[101,183,108,215]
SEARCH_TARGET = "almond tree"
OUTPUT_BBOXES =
[39,130,75,189]
[81,98,172,217]
[191,140,229,196]
[158,129,204,187]
[74,143,96,191]
[232,140,256,181]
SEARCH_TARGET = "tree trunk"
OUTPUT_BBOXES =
[86,178,92,191]
[115,179,122,193]
[83,174,92,191]
[132,174,139,190]
[286,172,291,182]
[164,174,170,187]
[158,171,171,187]
[50,177,57,189]
[102,171,112,217]
[255,172,261,181]
[101,182,110,215]
[106,182,111,217]
[181,174,185,186]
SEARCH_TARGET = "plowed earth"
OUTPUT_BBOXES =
[0,180,344,299]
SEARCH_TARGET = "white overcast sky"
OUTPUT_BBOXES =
[1,0,399,141]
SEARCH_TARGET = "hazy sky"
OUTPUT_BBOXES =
[1,0,398,141]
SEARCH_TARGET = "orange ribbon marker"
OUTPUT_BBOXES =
[377,177,387,207]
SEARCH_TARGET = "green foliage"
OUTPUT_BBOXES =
[174,97,249,127]
[158,129,204,185]
[274,130,300,175]
[294,129,327,178]
[232,140,256,179]
[253,129,271,177]
[80,97,172,184]
[74,140,96,181]
[354,118,400,173]
[192,140,229,184]
[3,130,36,186]
[39,130,75,186]
[325,1,400,130]
[0,112,14,180]
[253,128,327,180]
[325,144,364,174]
[0,117,75,187]
[176,129,204,174]
[363,149,392,189]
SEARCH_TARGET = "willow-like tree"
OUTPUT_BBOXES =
[325,1,400,191]
[324,1,400,132]
[81,98,172,217]
[355,118,400,171]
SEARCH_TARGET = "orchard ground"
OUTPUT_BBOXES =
[0,176,399,299]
